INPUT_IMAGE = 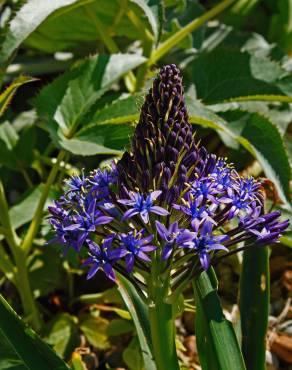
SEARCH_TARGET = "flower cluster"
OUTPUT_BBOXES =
[48,64,288,292]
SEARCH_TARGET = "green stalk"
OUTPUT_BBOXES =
[0,181,42,330]
[225,94,292,103]
[239,247,269,370]
[149,0,236,65]
[148,284,180,370]
[21,150,65,255]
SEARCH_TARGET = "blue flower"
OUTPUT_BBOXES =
[190,178,219,204]
[182,221,229,270]
[66,172,87,193]
[83,236,125,281]
[155,221,195,259]
[210,159,235,191]
[173,195,216,231]
[89,167,117,197]
[118,231,156,272]
[118,190,169,223]
[65,200,113,250]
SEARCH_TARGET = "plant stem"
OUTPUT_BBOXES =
[149,0,236,65]
[14,250,42,331]
[0,181,42,330]
[148,284,180,370]
[21,150,65,255]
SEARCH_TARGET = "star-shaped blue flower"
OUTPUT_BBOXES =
[83,236,125,281]
[118,190,169,223]
[182,221,229,270]
[118,230,156,272]
[155,221,195,259]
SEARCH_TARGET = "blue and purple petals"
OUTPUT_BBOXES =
[118,231,156,272]
[118,190,169,223]
[156,221,195,259]
[48,64,289,286]
[84,237,121,281]
[182,221,229,270]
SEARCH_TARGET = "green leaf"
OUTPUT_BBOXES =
[29,247,65,298]
[220,111,291,207]
[106,318,134,336]
[193,268,246,370]
[0,0,81,66]
[123,337,144,370]
[130,0,159,41]
[186,97,291,207]
[116,274,156,370]
[189,49,285,103]
[9,185,57,229]
[239,247,269,370]
[0,76,37,116]
[87,94,142,126]
[0,294,69,370]
[24,1,156,54]
[79,314,110,350]
[35,53,145,138]
[57,123,133,156]
[45,313,80,359]
[0,121,35,170]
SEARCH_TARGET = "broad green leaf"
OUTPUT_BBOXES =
[116,274,156,370]
[0,121,35,170]
[239,247,269,370]
[187,97,291,207]
[79,314,110,350]
[24,1,156,54]
[0,0,80,66]
[0,335,27,370]
[130,0,159,41]
[193,268,246,370]
[45,313,80,359]
[0,294,69,370]
[0,76,36,116]
[9,185,57,229]
[57,123,133,156]
[86,94,142,126]
[219,111,291,207]
[106,318,134,336]
[188,49,286,103]
[29,247,65,298]
[123,337,144,370]
[35,53,145,138]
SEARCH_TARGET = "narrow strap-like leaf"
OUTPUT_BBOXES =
[0,294,69,369]
[116,274,156,370]
[239,247,270,370]
[193,268,246,370]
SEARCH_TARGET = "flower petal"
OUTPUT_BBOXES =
[150,206,169,216]
[125,254,135,272]
[155,220,168,239]
[87,263,100,279]
[149,190,162,202]
[103,263,116,282]
[199,251,210,270]
[122,208,139,221]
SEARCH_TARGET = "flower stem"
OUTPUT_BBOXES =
[0,181,42,330]
[148,284,180,370]
[21,150,65,255]
[149,0,236,65]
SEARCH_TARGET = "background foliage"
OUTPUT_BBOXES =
[0,0,291,369]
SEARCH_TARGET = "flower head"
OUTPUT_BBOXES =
[48,64,289,289]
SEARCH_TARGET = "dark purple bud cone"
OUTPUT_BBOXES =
[117,64,199,200]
